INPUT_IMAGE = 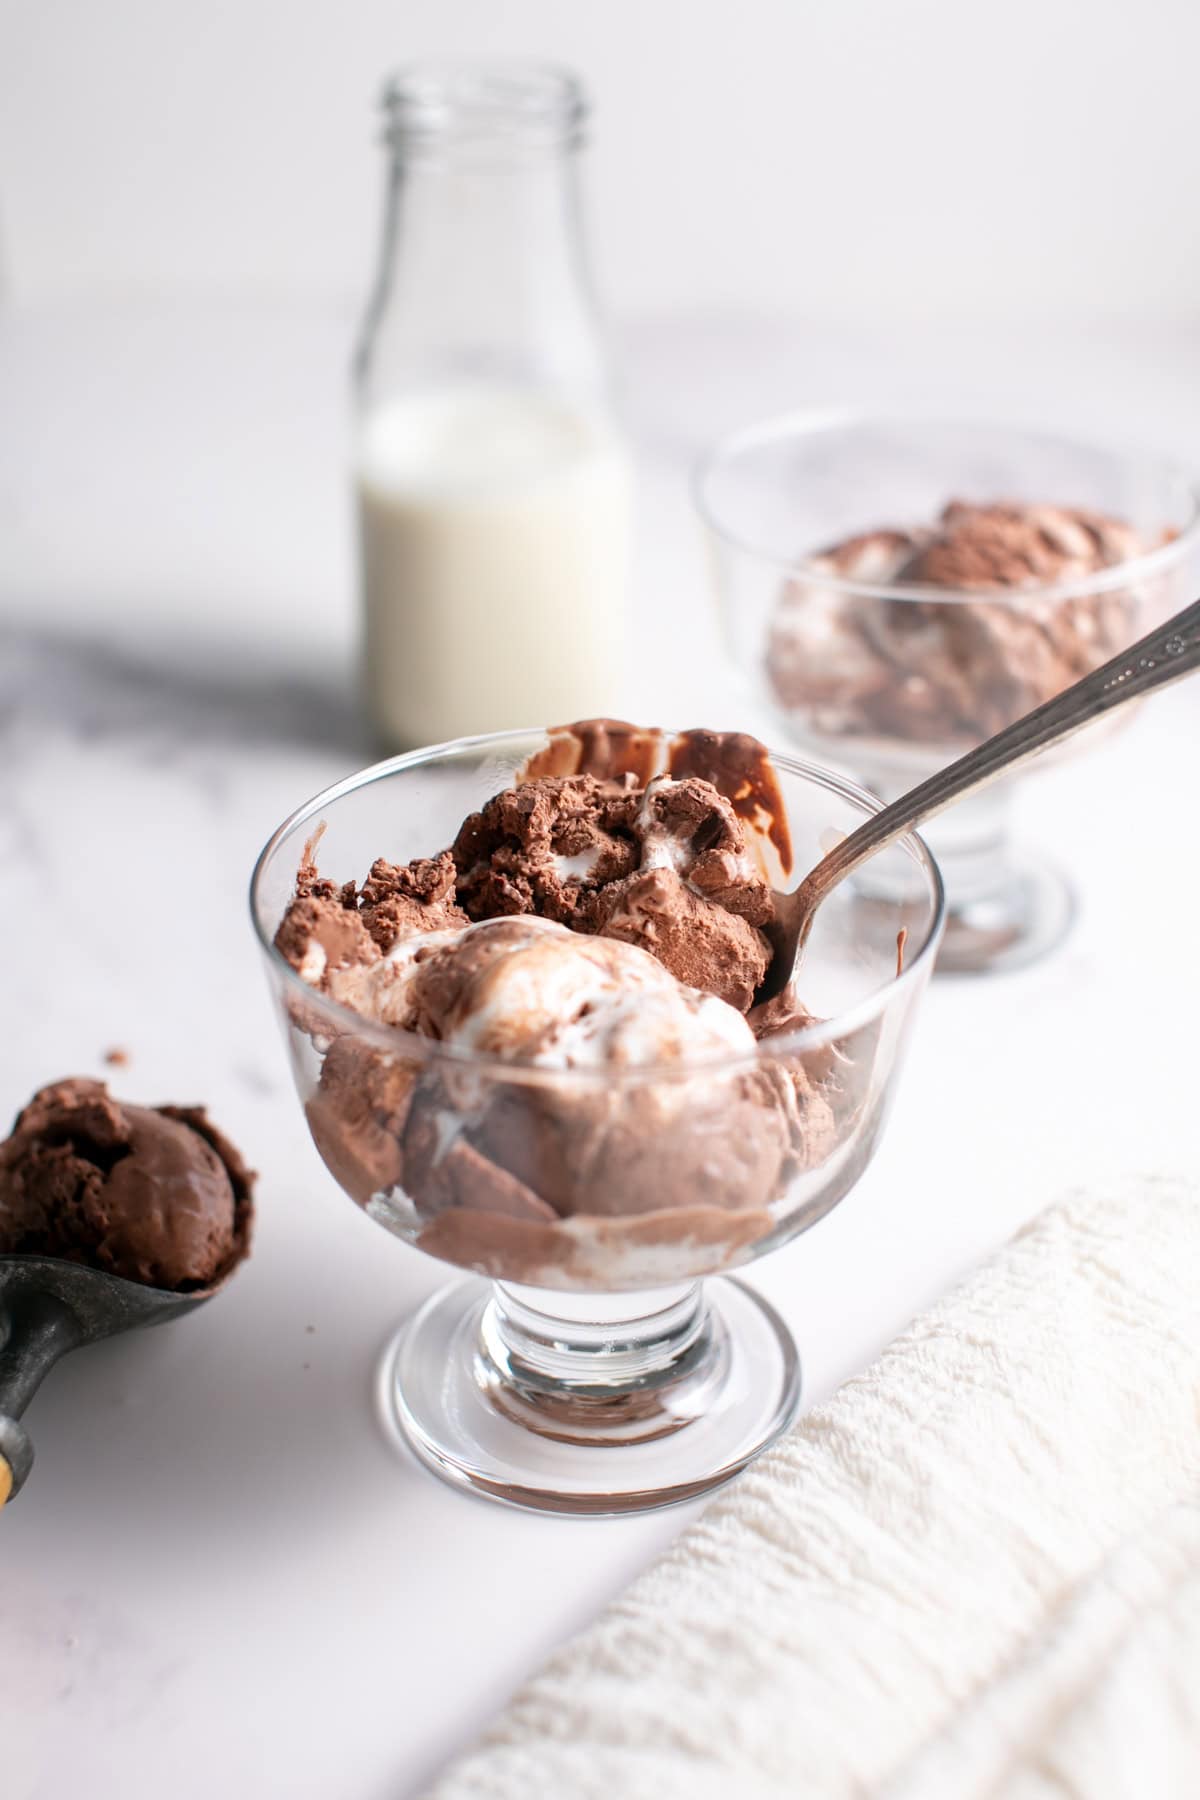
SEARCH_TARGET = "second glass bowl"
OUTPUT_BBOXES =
[696,415,1200,973]
[251,727,944,1513]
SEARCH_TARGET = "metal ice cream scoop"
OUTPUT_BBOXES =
[757,594,1200,1003]
[0,1256,227,1504]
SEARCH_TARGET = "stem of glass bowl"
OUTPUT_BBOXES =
[474,1279,732,1446]
[385,1273,801,1512]
[846,777,1073,974]
[853,783,1013,908]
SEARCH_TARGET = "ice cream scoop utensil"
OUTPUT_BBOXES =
[758,594,1200,1002]
[0,1257,219,1504]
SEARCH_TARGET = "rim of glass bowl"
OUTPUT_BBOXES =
[692,409,1200,607]
[249,728,946,1086]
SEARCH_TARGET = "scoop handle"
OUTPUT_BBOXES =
[0,1292,83,1504]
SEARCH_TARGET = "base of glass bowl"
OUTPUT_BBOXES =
[379,1275,801,1516]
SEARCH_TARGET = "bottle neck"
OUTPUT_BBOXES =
[358,141,610,411]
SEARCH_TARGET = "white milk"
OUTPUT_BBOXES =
[357,386,632,747]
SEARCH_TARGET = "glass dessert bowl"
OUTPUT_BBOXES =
[696,415,1200,974]
[250,723,944,1514]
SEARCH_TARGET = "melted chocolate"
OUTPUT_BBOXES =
[521,720,794,878]
[521,719,665,788]
[667,729,793,878]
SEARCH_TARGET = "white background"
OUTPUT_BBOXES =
[3,6,1200,1797]
[2,0,1199,323]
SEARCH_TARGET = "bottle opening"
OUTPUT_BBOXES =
[382,61,587,163]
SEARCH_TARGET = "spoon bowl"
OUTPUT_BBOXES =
[0,1255,228,1504]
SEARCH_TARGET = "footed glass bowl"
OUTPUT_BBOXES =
[696,415,1200,974]
[250,728,944,1514]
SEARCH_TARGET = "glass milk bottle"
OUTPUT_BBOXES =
[354,63,633,748]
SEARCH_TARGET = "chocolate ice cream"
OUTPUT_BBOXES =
[452,771,773,1010]
[305,1036,415,1209]
[0,1080,254,1291]
[400,918,790,1209]
[294,914,809,1277]
[274,723,860,1286]
[769,500,1160,744]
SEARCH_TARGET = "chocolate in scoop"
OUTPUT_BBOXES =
[0,1078,253,1290]
[0,1080,255,1506]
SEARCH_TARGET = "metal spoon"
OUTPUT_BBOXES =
[0,1256,227,1505]
[758,594,1200,1003]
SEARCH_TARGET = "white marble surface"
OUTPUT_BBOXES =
[2,305,1199,1800]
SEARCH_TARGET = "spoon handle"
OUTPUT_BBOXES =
[800,593,1200,907]
[0,1292,83,1505]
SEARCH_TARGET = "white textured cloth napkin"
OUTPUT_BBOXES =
[429,1178,1200,1799]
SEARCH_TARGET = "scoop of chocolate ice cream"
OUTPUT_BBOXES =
[769,499,1153,743]
[358,851,467,950]
[274,831,465,986]
[0,1079,254,1290]
[289,914,800,1243]
[898,502,1140,591]
[452,774,640,928]
[275,833,467,1031]
[594,775,773,1009]
[452,771,773,1009]
[305,1037,416,1208]
[273,860,379,991]
[275,749,779,1017]
[271,730,863,1287]
[596,870,765,1013]
[460,1061,793,1221]
[398,917,755,1066]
